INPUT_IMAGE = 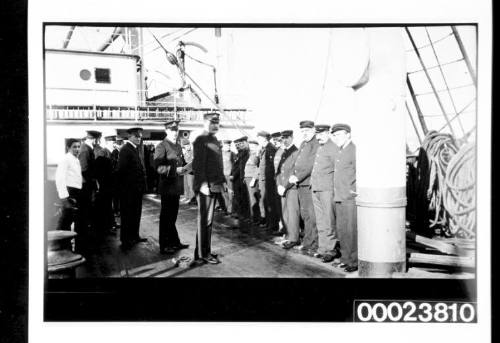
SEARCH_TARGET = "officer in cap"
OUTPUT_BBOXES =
[256,130,279,233]
[286,120,320,254]
[311,124,341,263]
[116,127,147,249]
[154,120,189,254]
[230,135,250,221]
[192,112,226,264]
[74,130,101,251]
[330,123,358,273]
[276,130,301,248]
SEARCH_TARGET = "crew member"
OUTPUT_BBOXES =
[244,139,261,224]
[55,138,82,232]
[331,123,358,273]
[286,120,319,255]
[311,124,341,263]
[192,112,225,264]
[154,120,190,254]
[116,127,148,249]
[276,130,300,248]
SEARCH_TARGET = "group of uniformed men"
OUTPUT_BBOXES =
[214,120,358,272]
[54,112,357,272]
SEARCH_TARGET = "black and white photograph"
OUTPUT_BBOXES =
[25,0,492,342]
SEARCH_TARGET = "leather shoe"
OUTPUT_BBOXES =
[344,266,358,273]
[282,241,298,250]
[202,256,220,264]
[135,237,148,243]
[322,254,335,263]
[313,252,323,259]
[175,243,190,250]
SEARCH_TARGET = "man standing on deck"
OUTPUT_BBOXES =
[192,112,226,264]
[154,120,190,254]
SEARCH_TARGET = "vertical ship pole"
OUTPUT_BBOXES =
[353,28,407,277]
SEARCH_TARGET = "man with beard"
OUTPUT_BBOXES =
[154,120,190,254]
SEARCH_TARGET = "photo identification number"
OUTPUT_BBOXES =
[354,301,476,323]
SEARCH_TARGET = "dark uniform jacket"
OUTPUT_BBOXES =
[94,146,114,191]
[311,139,340,192]
[192,131,225,192]
[154,138,186,195]
[289,136,319,188]
[78,142,96,187]
[244,149,260,179]
[116,141,147,194]
[276,145,299,191]
[333,141,357,201]
[258,143,277,182]
[231,148,249,182]
[273,147,284,174]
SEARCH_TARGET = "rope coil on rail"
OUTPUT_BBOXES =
[421,131,459,232]
[443,143,476,238]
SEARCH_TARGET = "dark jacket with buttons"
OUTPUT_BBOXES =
[258,142,277,182]
[311,138,340,192]
[154,138,186,195]
[192,131,225,192]
[276,145,299,191]
[116,141,147,194]
[290,136,319,187]
[333,141,357,201]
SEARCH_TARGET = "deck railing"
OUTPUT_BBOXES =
[46,106,248,123]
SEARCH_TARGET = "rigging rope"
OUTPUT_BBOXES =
[443,143,476,238]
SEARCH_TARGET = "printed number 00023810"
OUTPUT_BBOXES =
[354,301,476,323]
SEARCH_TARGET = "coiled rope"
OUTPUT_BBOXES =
[421,131,459,232]
[443,143,476,238]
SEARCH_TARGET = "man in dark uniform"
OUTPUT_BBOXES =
[256,130,279,233]
[94,135,117,234]
[311,124,341,263]
[243,139,261,224]
[276,130,300,248]
[221,140,235,215]
[287,120,320,254]
[111,137,123,228]
[272,132,285,233]
[154,120,190,254]
[116,127,148,249]
[331,123,358,273]
[75,130,100,251]
[192,112,226,264]
[230,136,249,221]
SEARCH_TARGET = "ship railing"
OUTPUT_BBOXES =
[46,106,248,123]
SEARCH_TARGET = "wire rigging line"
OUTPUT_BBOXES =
[147,29,249,136]
[424,27,466,138]
[314,29,333,121]
[146,28,198,54]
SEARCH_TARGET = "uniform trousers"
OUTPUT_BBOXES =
[244,177,261,221]
[282,188,300,243]
[159,194,181,249]
[119,190,143,244]
[297,186,318,251]
[312,190,338,255]
[237,179,250,219]
[335,200,358,267]
[94,183,114,233]
[194,192,217,259]
[259,179,279,229]
[221,175,233,214]
[57,186,81,231]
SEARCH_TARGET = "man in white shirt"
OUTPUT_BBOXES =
[55,138,83,231]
